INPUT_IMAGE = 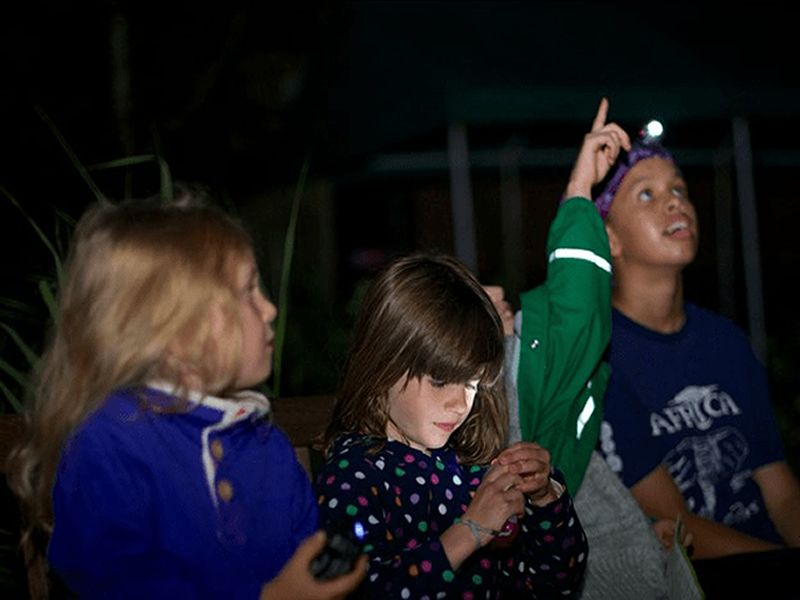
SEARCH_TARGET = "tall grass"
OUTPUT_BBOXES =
[0,109,175,414]
[0,183,66,413]
[0,109,302,413]
[270,158,308,400]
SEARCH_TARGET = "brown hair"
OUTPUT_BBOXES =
[323,252,508,465]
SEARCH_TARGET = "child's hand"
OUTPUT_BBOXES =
[440,464,525,567]
[493,441,557,504]
[482,285,514,336]
[652,518,695,554]
[462,463,526,537]
[565,97,632,200]
[260,530,367,600]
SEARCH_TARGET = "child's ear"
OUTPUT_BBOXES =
[605,223,622,258]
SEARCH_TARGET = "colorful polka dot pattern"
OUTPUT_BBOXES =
[314,435,588,599]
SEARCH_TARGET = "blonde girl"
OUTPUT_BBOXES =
[9,195,364,599]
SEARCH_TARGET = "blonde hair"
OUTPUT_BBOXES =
[323,252,507,465]
[9,194,256,543]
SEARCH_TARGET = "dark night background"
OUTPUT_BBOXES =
[1,0,799,459]
[1,1,800,595]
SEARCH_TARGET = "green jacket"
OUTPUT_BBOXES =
[515,196,612,493]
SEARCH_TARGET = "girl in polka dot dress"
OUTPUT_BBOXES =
[315,253,588,599]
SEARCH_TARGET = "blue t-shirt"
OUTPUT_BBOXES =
[600,303,785,544]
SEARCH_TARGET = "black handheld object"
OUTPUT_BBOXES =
[309,520,365,581]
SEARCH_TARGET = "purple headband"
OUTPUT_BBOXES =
[593,142,675,219]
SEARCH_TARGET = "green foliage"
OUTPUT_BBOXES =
[0,182,67,414]
[0,110,175,414]
[89,155,173,202]
[269,158,308,399]
[0,110,304,413]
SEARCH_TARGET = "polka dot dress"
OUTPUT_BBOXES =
[315,435,588,599]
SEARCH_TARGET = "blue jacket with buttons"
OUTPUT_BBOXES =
[49,385,318,599]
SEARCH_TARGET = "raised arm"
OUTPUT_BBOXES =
[565,96,631,200]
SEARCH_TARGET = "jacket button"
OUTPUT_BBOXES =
[211,439,224,461]
[217,479,234,502]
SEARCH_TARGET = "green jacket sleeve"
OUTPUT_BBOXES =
[516,196,612,492]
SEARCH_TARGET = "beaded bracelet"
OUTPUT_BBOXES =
[454,518,504,551]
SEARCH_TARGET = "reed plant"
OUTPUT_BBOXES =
[0,109,305,412]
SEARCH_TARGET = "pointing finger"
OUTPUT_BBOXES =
[591,97,609,132]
